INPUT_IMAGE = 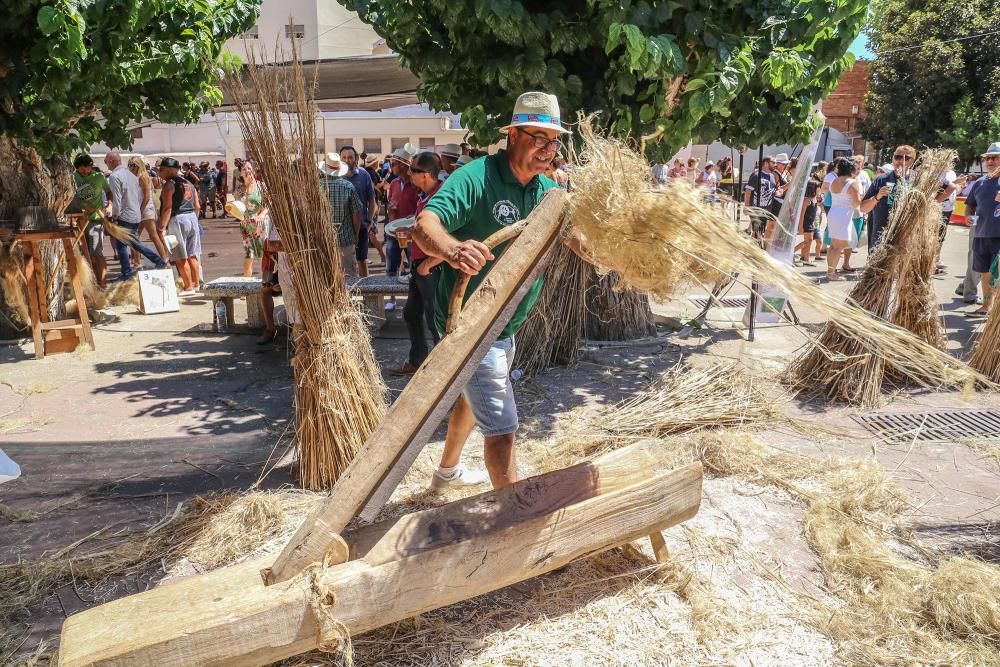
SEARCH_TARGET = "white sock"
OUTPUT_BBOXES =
[436,464,460,479]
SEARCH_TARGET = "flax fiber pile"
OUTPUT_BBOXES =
[789,151,954,404]
[566,122,982,404]
[549,370,1000,666]
[225,45,386,489]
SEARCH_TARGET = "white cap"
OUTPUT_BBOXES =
[773,153,790,164]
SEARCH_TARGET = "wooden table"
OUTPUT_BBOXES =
[16,228,95,359]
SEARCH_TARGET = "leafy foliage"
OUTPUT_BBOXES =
[0,0,260,158]
[862,0,1000,153]
[936,95,1000,170]
[340,0,865,159]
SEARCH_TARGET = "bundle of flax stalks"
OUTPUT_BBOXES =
[788,151,954,405]
[512,241,589,376]
[565,120,983,402]
[225,45,386,489]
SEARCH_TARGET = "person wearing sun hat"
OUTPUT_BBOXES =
[438,143,463,179]
[385,146,420,283]
[316,153,363,277]
[963,142,1000,316]
[412,90,589,493]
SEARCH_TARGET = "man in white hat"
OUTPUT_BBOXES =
[963,142,1000,316]
[413,91,575,491]
[385,147,421,286]
[318,153,363,277]
[439,143,463,180]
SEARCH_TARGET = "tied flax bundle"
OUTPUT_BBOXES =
[789,150,955,405]
[566,120,984,405]
[225,43,387,490]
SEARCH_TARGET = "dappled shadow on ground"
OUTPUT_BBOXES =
[912,521,1000,563]
[1,431,295,661]
[90,333,294,436]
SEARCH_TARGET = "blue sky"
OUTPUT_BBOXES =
[849,33,873,59]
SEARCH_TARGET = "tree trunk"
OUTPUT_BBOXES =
[584,268,656,341]
[0,136,73,340]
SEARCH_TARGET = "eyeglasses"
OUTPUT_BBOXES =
[984,155,1000,161]
[518,129,563,153]
[893,154,915,162]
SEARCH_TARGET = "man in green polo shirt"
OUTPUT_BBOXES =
[413,91,571,492]
[73,153,112,287]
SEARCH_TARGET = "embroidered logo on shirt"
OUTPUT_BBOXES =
[492,200,520,225]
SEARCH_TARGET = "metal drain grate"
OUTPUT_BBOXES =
[690,295,750,309]
[852,409,1000,443]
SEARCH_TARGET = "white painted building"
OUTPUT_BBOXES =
[90,2,471,163]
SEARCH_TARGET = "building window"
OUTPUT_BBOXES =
[314,139,326,156]
[285,24,305,39]
[239,26,259,40]
[419,137,435,148]
[334,138,354,152]
[390,137,409,151]
[129,128,143,139]
[362,138,381,155]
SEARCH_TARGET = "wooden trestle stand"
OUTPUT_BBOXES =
[57,190,703,666]
[17,227,95,359]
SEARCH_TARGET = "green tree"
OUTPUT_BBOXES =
[862,0,1000,152]
[936,94,1000,171]
[0,0,259,336]
[339,0,865,161]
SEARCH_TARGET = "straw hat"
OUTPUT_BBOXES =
[225,200,247,221]
[982,142,1000,157]
[773,153,790,164]
[390,147,415,166]
[440,143,462,158]
[318,153,348,177]
[365,154,380,167]
[500,91,570,135]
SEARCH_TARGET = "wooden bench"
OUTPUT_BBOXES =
[347,275,410,334]
[202,277,263,331]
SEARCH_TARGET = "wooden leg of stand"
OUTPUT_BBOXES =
[23,242,44,360]
[65,238,95,350]
[649,531,670,563]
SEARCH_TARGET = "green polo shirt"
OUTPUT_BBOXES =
[424,150,556,339]
[73,171,109,222]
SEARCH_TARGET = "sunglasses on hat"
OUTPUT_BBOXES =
[893,154,914,162]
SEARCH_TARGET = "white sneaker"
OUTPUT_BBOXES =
[429,466,490,492]
[178,289,197,297]
[397,274,410,284]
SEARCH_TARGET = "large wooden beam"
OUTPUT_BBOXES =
[58,454,701,667]
[265,189,571,585]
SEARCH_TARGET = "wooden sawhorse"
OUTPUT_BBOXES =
[17,228,95,359]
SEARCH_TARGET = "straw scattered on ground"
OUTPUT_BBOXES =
[547,361,792,466]
[225,42,387,489]
[565,121,985,405]
[549,374,1000,667]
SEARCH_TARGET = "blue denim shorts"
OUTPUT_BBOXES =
[462,336,518,436]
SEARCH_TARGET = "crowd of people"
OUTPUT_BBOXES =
[649,144,1000,298]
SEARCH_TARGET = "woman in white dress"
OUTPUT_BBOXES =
[825,158,863,281]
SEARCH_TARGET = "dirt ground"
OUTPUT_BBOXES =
[1,217,998,666]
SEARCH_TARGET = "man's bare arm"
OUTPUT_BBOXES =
[159,181,173,230]
[413,210,493,275]
[352,211,362,240]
